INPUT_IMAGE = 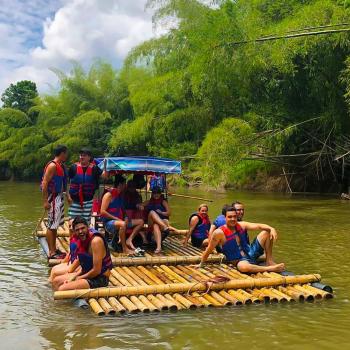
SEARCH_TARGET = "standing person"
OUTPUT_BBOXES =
[183,204,211,248]
[100,175,133,254]
[67,148,103,223]
[199,206,285,273]
[41,145,68,260]
[53,216,112,291]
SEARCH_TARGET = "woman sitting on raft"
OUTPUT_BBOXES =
[141,187,177,254]
[100,175,133,254]
[122,179,145,250]
[183,204,211,248]
[48,221,82,282]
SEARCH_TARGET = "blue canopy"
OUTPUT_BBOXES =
[95,156,181,174]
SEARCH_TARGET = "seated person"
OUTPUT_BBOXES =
[100,174,133,254]
[199,206,285,273]
[48,222,81,282]
[141,187,176,254]
[208,204,230,239]
[52,216,113,291]
[183,204,211,248]
[123,180,145,249]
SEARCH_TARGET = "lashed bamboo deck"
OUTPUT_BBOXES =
[36,218,333,316]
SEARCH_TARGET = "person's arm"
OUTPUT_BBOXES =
[183,216,199,246]
[199,230,223,267]
[41,163,56,209]
[240,221,278,241]
[100,193,120,220]
[156,200,170,217]
[76,238,105,280]
[67,258,80,274]
[208,224,217,240]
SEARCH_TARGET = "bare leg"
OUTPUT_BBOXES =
[237,260,285,273]
[58,278,90,291]
[52,272,79,291]
[114,220,134,254]
[148,211,168,230]
[49,263,69,282]
[152,223,162,254]
[126,219,144,250]
[256,230,276,266]
[47,228,57,256]
[139,230,149,244]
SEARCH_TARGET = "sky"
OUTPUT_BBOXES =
[0,0,158,94]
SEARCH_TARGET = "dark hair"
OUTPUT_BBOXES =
[72,216,88,229]
[114,174,126,187]
[221,204,231,215]
[79,147,92,157]
[223,206,236,217]
[152,186,162,194]
[53,145,67,157]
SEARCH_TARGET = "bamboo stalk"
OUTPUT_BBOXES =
[236,289,260,304]
[192,292,214,307]
[147,295,168,311]
[185,294,205,308]
[129,266,156,285]
[98,298,116,315]
[201,293,223,307]
[156,293,178,311]
[249,289,270,303]
[209,291,232,306]
[227,289,253,305]
[108,297,127,314]
[173,293,197,309]
[302,285,333,300]
[130,296,150,313]
[54,274,321,300]
[119,296,139,313]
[164,294,184,310]
[88,298,105,316]
[293,285,321,300]
[138,295,159,312]
[218,290,243,306]
[278,286,304,301]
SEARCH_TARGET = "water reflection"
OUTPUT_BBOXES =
[0,182,349,349]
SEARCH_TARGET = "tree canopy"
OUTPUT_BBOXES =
[1,0,350,191]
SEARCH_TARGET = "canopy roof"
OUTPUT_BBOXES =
[95,156,181,174]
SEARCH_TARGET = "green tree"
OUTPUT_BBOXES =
[1,80,38,112]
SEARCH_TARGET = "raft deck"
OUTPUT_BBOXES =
[36,219,334,316]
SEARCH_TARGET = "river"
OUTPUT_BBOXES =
[0,182,349,350]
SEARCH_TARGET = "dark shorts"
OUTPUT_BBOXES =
[240,238,264,264]
[191,236,205,248]
[87,274,109,289]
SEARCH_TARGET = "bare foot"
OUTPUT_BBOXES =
[267,263,285,273]
[126,238,136,250]
[154,248,162,255]
[124,247,135,255]
[266,260,277,266]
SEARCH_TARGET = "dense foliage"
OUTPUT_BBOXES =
[1,0,350,191]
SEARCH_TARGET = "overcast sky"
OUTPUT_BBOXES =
[0,0,158,94]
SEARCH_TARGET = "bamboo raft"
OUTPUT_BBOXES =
[35,218,334,316]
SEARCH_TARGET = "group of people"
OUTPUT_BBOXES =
[186,202,285,273]
[42,144,284,292]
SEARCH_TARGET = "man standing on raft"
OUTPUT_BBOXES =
[199,206,285,273]
[53,216,112,291]
[66,148,103,223]
[41,145,68,260]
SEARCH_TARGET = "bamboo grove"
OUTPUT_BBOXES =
[2,0,350,191]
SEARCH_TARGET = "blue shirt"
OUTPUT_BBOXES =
[213,214,226,228]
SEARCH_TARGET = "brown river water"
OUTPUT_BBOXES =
[0,182,349,350]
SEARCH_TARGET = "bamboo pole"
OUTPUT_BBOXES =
[155,294,178,311]
[227,289,253,305]
[201,293,223,307]
[164,294,184,310]
[192,292,214,307]
[293,285,321,300]
[55,274,322,300]
[302,285,333,300]
[98,298,116,315]
[218,290,243,306]
[88,298,105,316]
[119,296,139,313]
[110,255,224,266]
[108,297,127,314]
[209,291,232,306]
[130,296,150,313]
[138,295,159,312]
[173,293,197,309]
[147,295,168,311]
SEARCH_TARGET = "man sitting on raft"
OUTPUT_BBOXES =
[52,216,112,291]
[199,206,285,273]
[100,174,134,254]
[183,204,211,248]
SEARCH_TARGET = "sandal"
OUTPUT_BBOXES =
[128,248,145,257]
[48,252,66,260]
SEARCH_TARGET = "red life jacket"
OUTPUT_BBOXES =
[69,162,96,207]
[101,188,125,221]
[41,160,67,196]
[189,213,211,240]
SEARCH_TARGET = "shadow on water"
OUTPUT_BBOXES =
[0,182,349,350]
